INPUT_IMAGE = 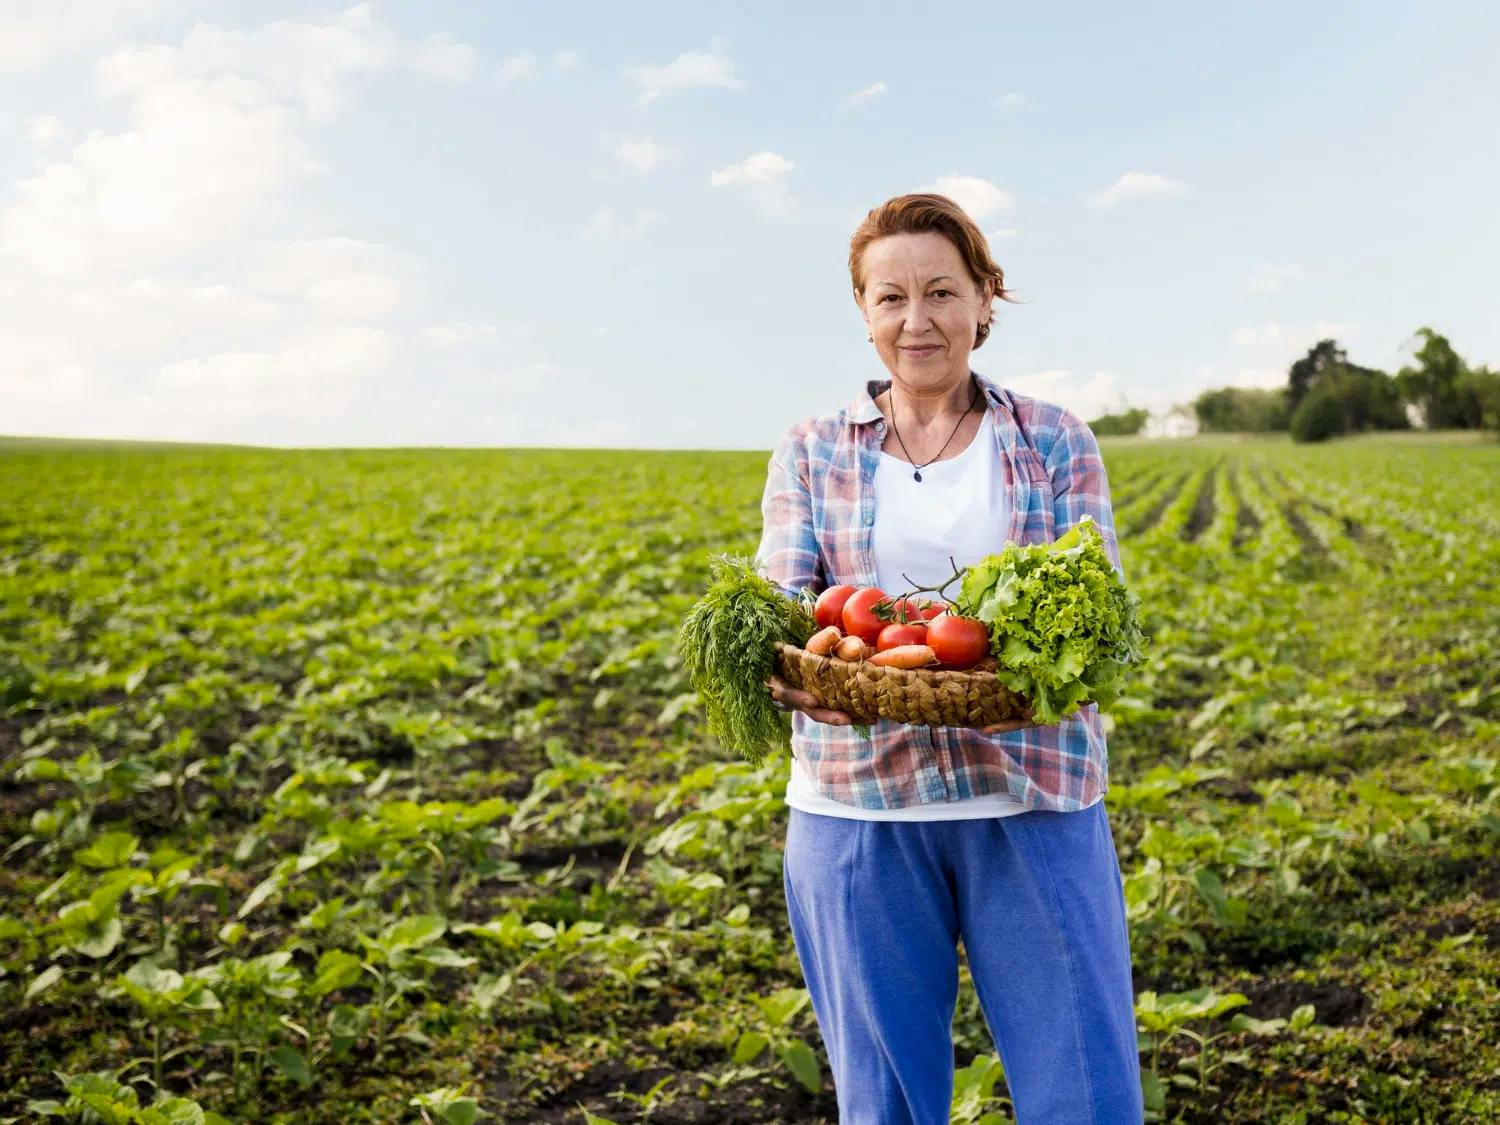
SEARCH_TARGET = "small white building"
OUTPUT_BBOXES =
[1143,405,1199,438]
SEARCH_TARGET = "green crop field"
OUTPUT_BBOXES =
[2,434,1497,1123]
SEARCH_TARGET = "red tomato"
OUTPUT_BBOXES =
[876,622,929,652]
[841,586,889,645]
[814,584,857,630]
[887,595,941,623]
[925,614,990,669]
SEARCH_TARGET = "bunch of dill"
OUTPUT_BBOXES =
[677,554,817,767]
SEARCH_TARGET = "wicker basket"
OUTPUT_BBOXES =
[773,642,1030,727]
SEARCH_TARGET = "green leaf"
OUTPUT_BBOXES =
[437,1102,481,1125]
[268,1045,312,1088]
[309,949,362,997]
[1141,1070,1166,1112]
[754,986,809,1028]
[732,1030,768,1063]
[74,832,139,870]
[236,874,283,920]
[26,963,64,1000]
[960,519,1146,725]
[138,1095,207,1125]
[377,913,446,956]
[780,1038,822,1093]
[416,945,478,968]
[69,914,123,958]
[1229,1013,1288,1035]
[677,554,816,766]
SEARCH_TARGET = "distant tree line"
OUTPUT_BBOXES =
[1087,407,1150,436]
[1191,327,1499,442]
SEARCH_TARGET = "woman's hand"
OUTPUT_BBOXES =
[765,677,1090,734]
[978,704,1041,734]
[765,673,854,726]
[978,699,1095,734]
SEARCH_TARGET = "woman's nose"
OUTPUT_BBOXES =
[904,299,933,331]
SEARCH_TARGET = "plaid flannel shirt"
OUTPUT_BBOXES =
[754,369,1123,812]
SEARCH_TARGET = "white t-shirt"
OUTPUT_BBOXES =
[785,410,1056,820]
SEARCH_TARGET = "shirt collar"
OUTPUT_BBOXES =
[844,369,1009,426]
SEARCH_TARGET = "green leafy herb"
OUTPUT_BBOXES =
[957,515,1148,724]
[677,554,817,766]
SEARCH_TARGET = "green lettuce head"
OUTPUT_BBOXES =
[957,516,1147,724]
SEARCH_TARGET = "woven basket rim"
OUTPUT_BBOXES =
[773,640,1008,686]
[772,639,1032,727]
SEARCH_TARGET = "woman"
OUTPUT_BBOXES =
[757,193,1143,1124]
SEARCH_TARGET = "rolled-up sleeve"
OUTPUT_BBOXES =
[1045,413,1124,582]
[753,425,824,601]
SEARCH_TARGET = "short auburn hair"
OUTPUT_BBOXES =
[848,192,1021,350]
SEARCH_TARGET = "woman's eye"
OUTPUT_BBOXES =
[880,294,899,303]
[933,290,952,298]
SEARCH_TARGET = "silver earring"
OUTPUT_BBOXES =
[867,332,873,342]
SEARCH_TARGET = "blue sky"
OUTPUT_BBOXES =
[1,1,1495,448]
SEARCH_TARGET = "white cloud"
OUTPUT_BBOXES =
[0,319,399,446]
[1310,320,1353,341]
[427,323,496,347]
[615,137,667,173]
[0,5,482,445]
[98,5,470,123]
[1,84,320,279]
[995,91,1026,110]
[1089,171,1190,208]
[1224,366,1288,389]
[0,0,185,74]
[1246,262,1305,293]
[154,326,395,415]
[1000,369,1129,422]
[1232,320,1353,350]
[710,150,795,218]
[248,238,407,320]
[29,116,64,144]
[410,33,476,81]
[841,81,886,109]
[916,175,1014,221]
[499,414,631,448]
[0,274,280,375]
[2,5,483,283]
[551,48,581,68]
[493,360,562,396]
[501,51,537,82]
[581,206,662,239]
[710,151,795,187]
[1231,321,1284,349]
[624,37,745,107]
[427,322,534,348]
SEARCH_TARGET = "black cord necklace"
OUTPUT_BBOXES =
[889,377,980,482]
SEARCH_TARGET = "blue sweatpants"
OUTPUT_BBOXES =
[783,801,1144,1124]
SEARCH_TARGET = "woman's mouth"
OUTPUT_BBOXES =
[901,346,941,358]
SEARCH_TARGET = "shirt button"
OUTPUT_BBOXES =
[864,513,874,525]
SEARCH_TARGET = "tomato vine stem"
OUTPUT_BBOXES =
[880,555,972,621]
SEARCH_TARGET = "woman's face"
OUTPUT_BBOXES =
[856,230,994,394]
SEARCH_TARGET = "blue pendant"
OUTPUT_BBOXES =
[913,469,923,482]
